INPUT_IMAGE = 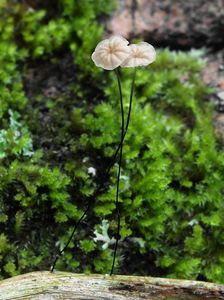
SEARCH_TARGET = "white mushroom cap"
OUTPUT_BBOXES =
[91,36,131,70]
[121,42,156,68]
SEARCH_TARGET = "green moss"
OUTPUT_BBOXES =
[0,0,224,284]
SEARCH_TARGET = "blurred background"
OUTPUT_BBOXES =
[0,0,224,284]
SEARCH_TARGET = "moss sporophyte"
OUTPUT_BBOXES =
[50,35,156,275]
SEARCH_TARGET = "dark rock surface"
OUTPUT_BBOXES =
[107,0,224,50]
[202,50,224,110]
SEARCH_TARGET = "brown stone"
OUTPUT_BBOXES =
[107,0,224,49]
[202,51,224,91]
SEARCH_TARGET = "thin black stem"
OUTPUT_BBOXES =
[50,68,136,273]
[110,68,125,276]
[50,203,90,272]
[106,68,136,174]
